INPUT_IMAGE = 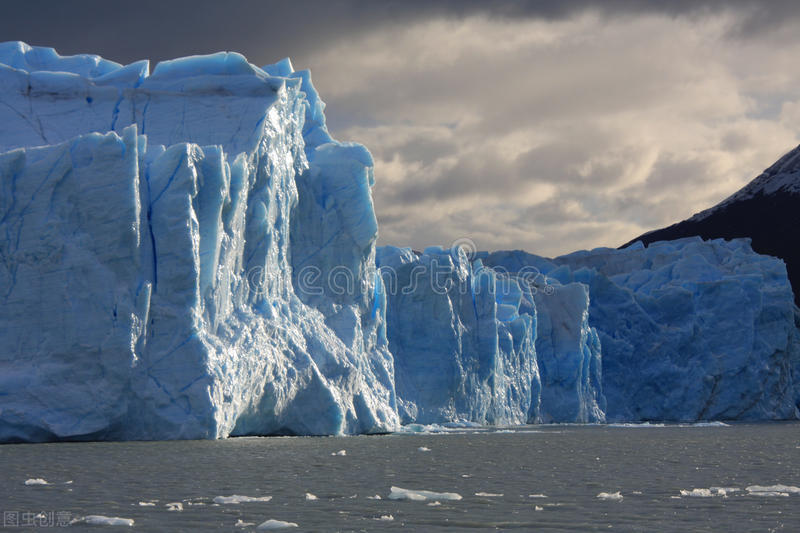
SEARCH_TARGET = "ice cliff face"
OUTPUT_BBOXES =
[377,245,605,425]
[0,42,397,441]
[482,237,800,422]
[376,246,541,425]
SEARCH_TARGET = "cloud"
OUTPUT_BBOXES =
[312,11,800,256]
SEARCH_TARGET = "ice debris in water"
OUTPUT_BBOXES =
[475,492,504,497]
[213,495,273,504]
[72,515,134,527]
[596,492,623,501]
[331,450,347,456]
[418,446,431,452]
[746,485,800,496]
[376,515,394,521]
[366,495,382,500]
[236,520,256,528]
[165,502,183,511]
[138,501,157,507]
[529,494,548,498]
[304,493,318,501]
[680,487,740,498]
[389,486,462,501]
[680,488,713,498]
[256,519,299,530]
[24,478,48,485]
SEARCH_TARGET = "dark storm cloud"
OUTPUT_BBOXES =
[4,1,800,66]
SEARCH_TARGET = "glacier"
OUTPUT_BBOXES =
[481,237,800,422]
[0,42,798,442]
[376,245,605,425]
[0,42,397,441]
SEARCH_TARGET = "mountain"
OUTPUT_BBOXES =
[624,145,800,306]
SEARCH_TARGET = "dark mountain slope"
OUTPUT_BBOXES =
[623,145,800,306]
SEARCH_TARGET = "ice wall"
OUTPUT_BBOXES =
[482,238,800,422]
[376,246,539,425]
[0,42,398,441]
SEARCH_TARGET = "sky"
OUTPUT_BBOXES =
[3,0,800,256]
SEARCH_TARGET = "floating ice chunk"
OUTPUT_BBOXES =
[213,495,273,504]
[389,486,462,501]
[366,495,382,500]
[256,519,299,530]
[427,501,441,507]
[535,506,544,511]
[165,502,183,511]
[528,494,548,498]
[236,520,256,528]
[690,422,729,427]
[331,450,347,456]
[24,478,48,485]
[418,446,431,452]
[596,492,623,501]
[305,493,318,501]
[608,423,665,428]
[746,485,800,495]
[138,501,156,506]
[376,515,394,521]
[475,492,503,497]
[710,487,739,496]
[680,489,713,498]
[73,515,134,526]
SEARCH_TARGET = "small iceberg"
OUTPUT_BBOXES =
[680,488,713,498]
[475,492,503,497]
[596,492,623,501]
[24,478,48,485]
[73,515,134,527]
[389,486,462,501]
[256,519,299,530]
[746,484,799,497]
[214,495,273,504]
[331,450,347,456]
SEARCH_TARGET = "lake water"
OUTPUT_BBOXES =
[1,423,798,531]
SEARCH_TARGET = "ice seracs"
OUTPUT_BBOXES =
[482,237,800,422]
[0,42,397,442]
[376,246,542,425]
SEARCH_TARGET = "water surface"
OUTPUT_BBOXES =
[1,423,798,531]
